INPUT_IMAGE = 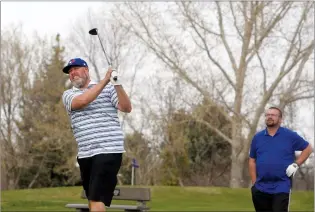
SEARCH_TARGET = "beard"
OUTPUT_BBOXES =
[265,119,278,127]
[71,76,86,88]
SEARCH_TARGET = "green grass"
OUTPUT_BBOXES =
[1,186,313,211]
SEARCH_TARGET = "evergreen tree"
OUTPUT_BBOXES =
[17,34,80,188]
[160,100,232,186]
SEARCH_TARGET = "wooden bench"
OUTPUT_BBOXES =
[65,187,151,212]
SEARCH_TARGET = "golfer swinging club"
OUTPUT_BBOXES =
[62,58,132,212]
[249,106,312,212]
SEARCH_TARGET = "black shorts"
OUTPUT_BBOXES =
[77,153,123,207]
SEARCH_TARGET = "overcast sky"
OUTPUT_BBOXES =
[1,2,106,38]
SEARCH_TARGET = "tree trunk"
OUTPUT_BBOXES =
[230,148,247,188]
[8,178,15,190]
[1,169,8,190]
[28,153,47,189]
[242,157,251,187]
[178,177,184,187]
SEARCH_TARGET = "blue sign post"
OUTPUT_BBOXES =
[132,158,139,168]
[131,158,139,186]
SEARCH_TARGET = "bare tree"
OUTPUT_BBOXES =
[67,5,135,81]
[0,25,48,189]
[113,2,314,187]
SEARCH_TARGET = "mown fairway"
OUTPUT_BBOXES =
[1,186,313,211]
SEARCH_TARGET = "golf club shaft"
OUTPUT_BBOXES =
[90,28,117,81]
[96,34,111,67]
[96,35,117,80]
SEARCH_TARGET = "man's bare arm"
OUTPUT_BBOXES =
[72,69,113,110]
[296,144,313,166]
[71,79,108,110]
[115,85,132,113]
[249,157,257,185]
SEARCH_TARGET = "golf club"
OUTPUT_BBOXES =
[288,176,293,212]
[89,28,117,81]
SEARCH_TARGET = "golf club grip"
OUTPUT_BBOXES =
[112,69,118,81]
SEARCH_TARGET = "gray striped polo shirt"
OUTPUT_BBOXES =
[62,81,125,159]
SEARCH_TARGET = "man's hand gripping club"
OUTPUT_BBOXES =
[105,67,121,86]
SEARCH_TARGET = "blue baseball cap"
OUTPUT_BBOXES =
[62,58,88,74]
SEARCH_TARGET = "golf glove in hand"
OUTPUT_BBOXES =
[286,163,299,177]
[110,70,121,86]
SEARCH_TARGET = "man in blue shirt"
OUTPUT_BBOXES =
[249,106,312,212]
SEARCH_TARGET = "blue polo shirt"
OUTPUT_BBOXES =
[249,127,309,194]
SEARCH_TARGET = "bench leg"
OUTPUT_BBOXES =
[77,209,89,212]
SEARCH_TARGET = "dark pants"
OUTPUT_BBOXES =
[77,153,122,207]
[251,185,290,212]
